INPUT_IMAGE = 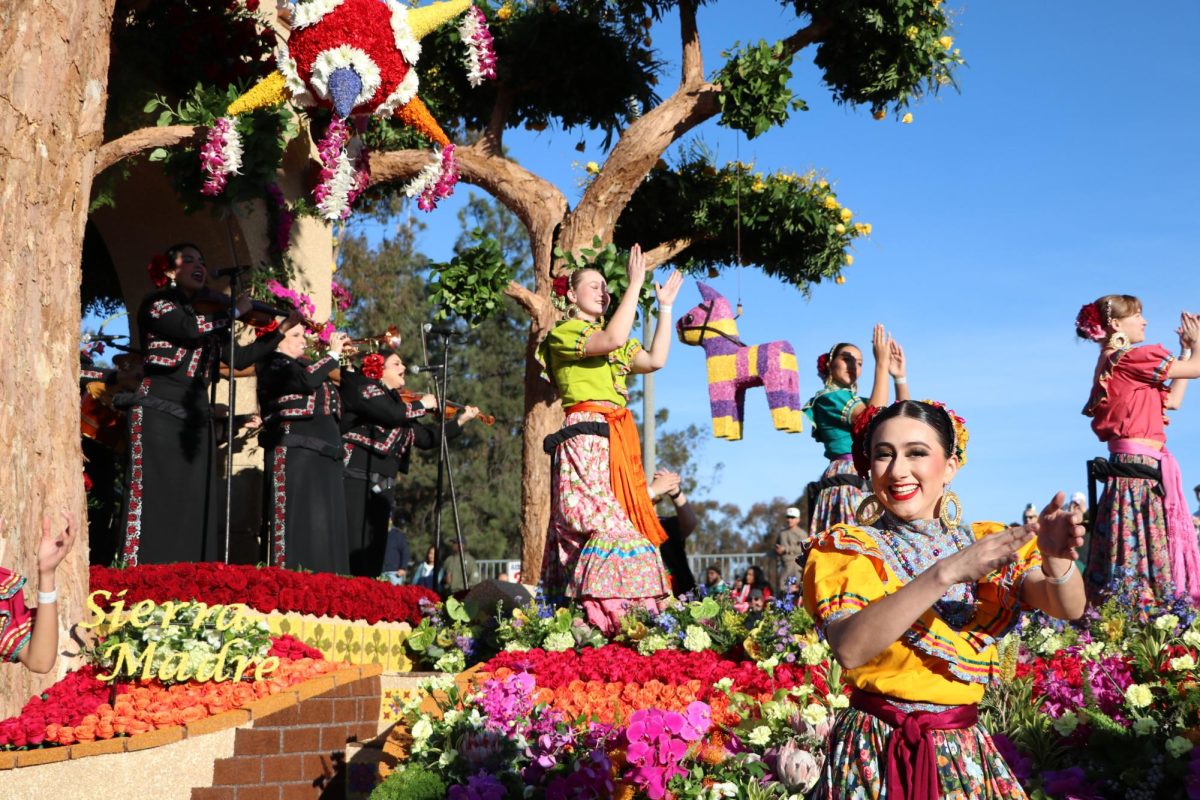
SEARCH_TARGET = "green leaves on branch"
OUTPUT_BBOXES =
[144,85,296,213]
[789,0,965,115]
[430,231,515,327]
[715,40,807,139]
[554,237,657,316]
[616,154,868,293]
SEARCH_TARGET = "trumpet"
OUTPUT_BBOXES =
[347,325,403,351]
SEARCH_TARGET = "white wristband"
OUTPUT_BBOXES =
[1183,349,1193,360]
[37,589,58,605]
[894,376,907,385]
[1042,563,1076,585]
[658,304,672,314]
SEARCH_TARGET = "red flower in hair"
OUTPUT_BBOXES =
[816,353,830,380]
[851,404,883,478]
[552,274,570,298]
[1075,302,1106,342]
[254,318,280,339]
[361,353,385,381]
[147,254,172,289]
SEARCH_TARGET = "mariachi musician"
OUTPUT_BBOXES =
[120,243,289,566]
[339,349,480,577]
[81,351,143,565]
[257,323,352,574]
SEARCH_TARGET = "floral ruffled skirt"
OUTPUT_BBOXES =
[814,707,1027,799]
[810,457,866,535]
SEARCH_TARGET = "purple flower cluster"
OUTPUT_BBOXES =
[478,672,536,736]
[199,117,237,196]
[331,280,353,313]
[622,702,712,799]
[266,183,295,254]
[448,771,506,800]
[265,279,316,320]
[544,749,615,800]
[1042,766,1106,800]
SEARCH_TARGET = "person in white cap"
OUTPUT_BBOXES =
[1068,492,1087,518]
[768,505,809,591]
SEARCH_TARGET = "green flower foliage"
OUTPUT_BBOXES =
[430,231,515,327]
[554,236,657,315]
[144,84,297,213]
[715,40,808,139]
[370,764,447,800]
[616,154,868,292]
[788,0,964,115]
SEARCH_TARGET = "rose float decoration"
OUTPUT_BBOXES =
[202,0,496,219]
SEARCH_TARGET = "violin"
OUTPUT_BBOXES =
[188,289,305,328]
[398,390,495,426]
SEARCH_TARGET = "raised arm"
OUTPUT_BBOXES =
[1165,313,1200,408]
[1019,492,1086,620]
[631,270,684,374]
[888,337,910,401]
[17,511,77,674]
[865,324,892,409]
[825,526,1033,669]
[582,244,647,357]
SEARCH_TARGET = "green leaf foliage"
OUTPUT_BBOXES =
[616,152,867,292]
[786,0,964,115]
[370,764,447,800]
[715,40,808,139]
[430,232,515,328]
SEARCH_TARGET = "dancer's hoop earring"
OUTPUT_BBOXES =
[855,494,885,526]
[939,489,963,530]
[1107,331,1130,350]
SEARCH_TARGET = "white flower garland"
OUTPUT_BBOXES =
[385,0,422,66]
[317,148,357,221]
[290,0,346,30]
[403,150,443,200]
[308,45,383,108]
[374,68,420,118]
[275,44,316,107]
[458,5,496,88]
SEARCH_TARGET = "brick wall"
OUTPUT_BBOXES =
[191,668,382,800]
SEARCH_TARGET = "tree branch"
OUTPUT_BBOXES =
[781,18,833,57]
[679,0,703,86]
[642,237,694,269]
[95,125,202,175]
[503,279,545,318]
[368,143,566,246]
[480,85,514,157]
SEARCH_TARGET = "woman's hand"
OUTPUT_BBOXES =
[1178,312,1200,350]
[655,270,684,311]
[871,324,890,367]
[37,510,77,577]
[887,338,906,379]
[327,331,350,356]
[419,393,438,410]
[935,525,1034,585]
[1036,491,1086,562]
[627,243,647,289]
[457,405,481,424]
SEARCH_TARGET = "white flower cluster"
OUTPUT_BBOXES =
[374,69,420,118]
[276,46,316,107]
[291,0,346,30]
[385,1,422,64]
[309,45,382,108]
[317,148,357,221]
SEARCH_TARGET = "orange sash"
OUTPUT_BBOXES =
[568,402,668,547]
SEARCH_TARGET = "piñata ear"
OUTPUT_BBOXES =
[394,95,450,148]
[226,71,290,116]
[697,282,721,303]
[405,0,472,41]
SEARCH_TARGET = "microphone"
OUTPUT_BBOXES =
[213,265,254,278]
[422,323,459,337]
[82,333,127,343]
[408,364,445,375]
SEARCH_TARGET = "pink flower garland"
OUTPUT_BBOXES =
[331,280,354,313]
[314,117,371,221]
[199,117,243,196]
[416,144,459,212]
[459,6,498,87]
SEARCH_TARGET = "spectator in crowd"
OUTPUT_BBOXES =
[440,539,480,596]
[649,469,699,595]
[767,505,808,591]
[1022,503,1039,534]
[412,545,437,590]
[733,565,772,612]
[744,588,766,630]
[1068,491,1087,517]
[704,565,728,594]
[380,509,410,585]
[497,572,511,583]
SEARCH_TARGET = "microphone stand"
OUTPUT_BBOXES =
[421,326,469,593]
[223,266,241,565]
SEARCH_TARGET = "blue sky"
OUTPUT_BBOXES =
[375,1,1200,523]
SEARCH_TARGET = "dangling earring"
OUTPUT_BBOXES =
[938,489,963,530]
[855,494,885,526]
[1107,331,1129,350]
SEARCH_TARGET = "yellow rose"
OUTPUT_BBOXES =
[585,161,600,174]
[834,223,846,234]
[901,112,914,124]
[844,254,854,266]
[872,109,886,121]
[840,208,853,222]
[835,276,846,285]
[822,195,839,210]
[496,4,513,21]
[939,36,954,50]
[905,25,919,40]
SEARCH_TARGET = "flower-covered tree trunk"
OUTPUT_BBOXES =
[0,0,117,716]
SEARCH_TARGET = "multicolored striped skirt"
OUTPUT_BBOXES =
[813,706,1028,799]
[1084,452,1174,606]
[810,457,867,534]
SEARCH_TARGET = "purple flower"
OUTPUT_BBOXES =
[1042,766,1105,800]
[991,733,1032,783]
[448,771,506,800]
